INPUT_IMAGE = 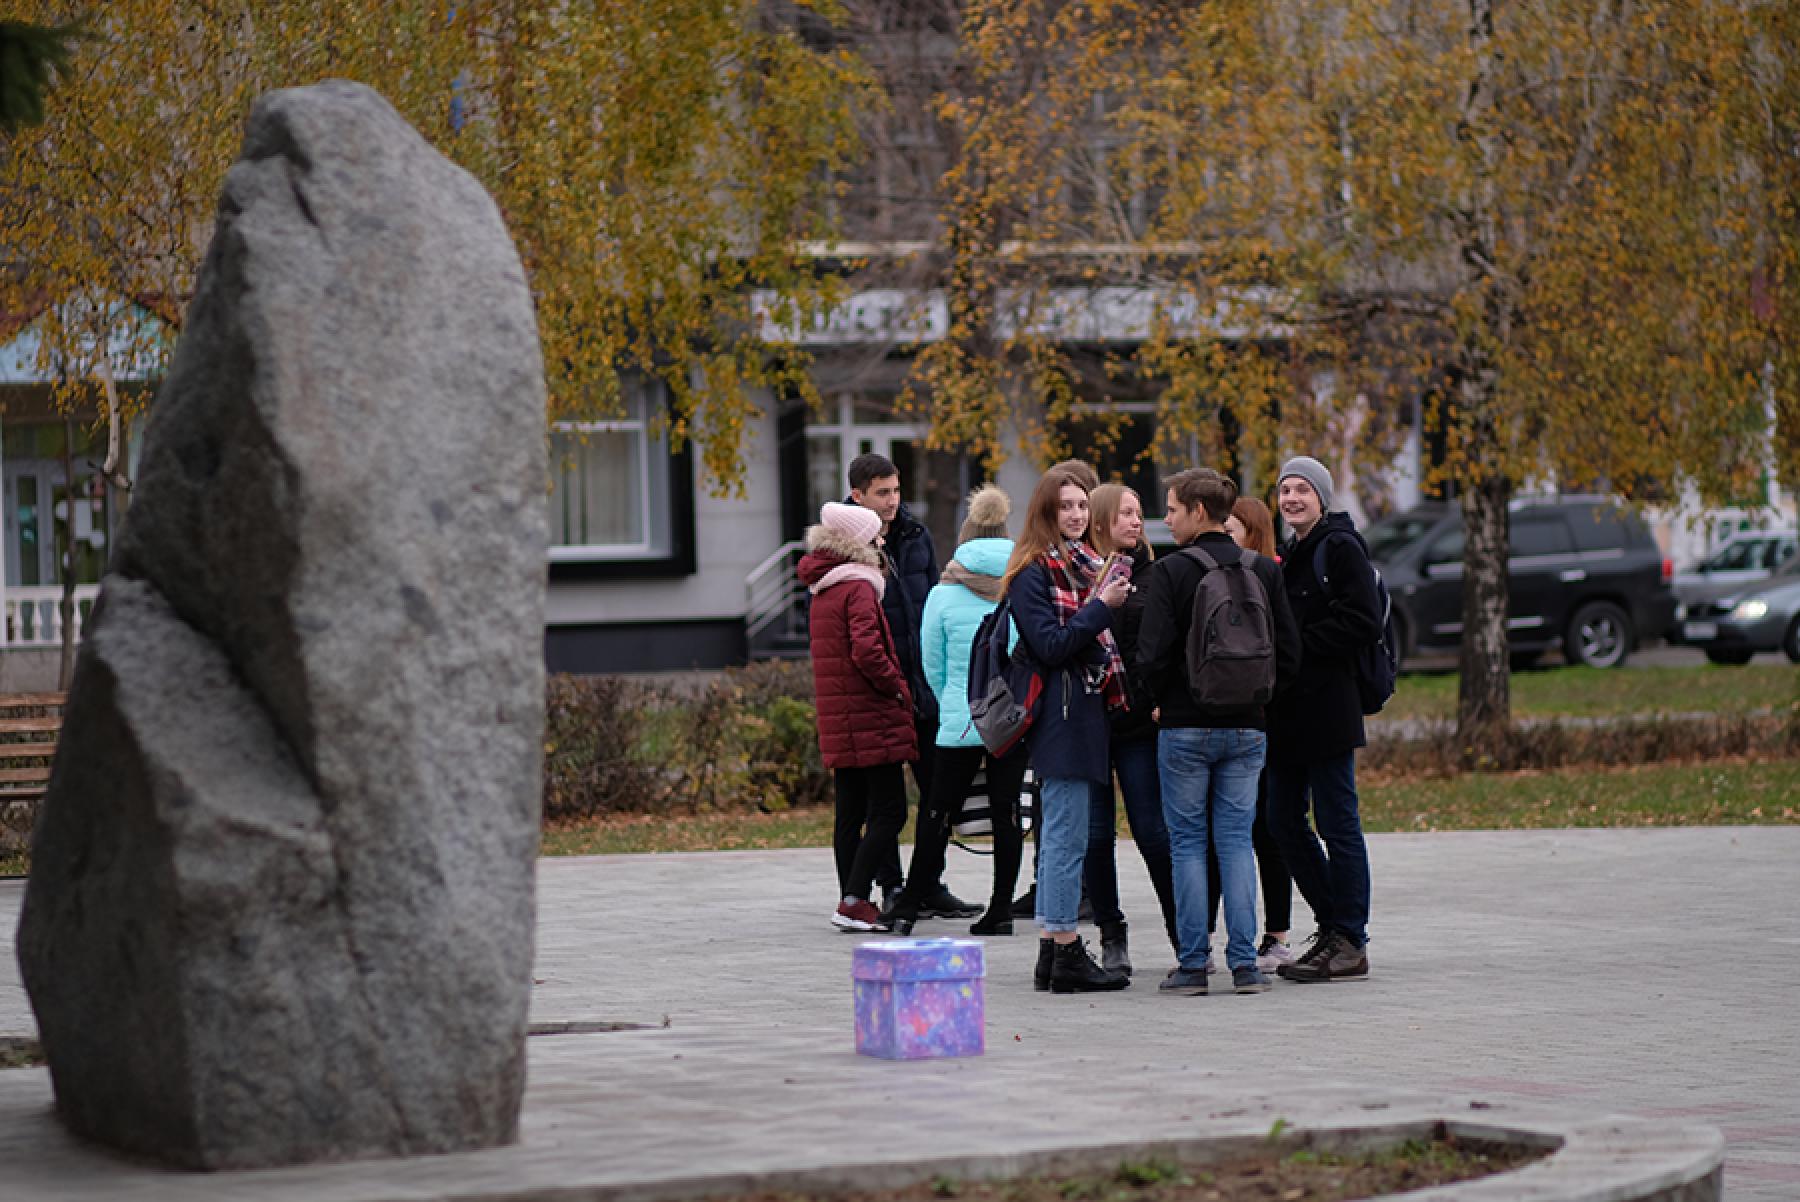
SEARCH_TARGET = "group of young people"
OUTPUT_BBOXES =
[799,451,1386,996]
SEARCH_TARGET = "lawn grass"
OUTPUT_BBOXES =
[1381,662,1798,722]
[1360,757,1800,831]
[527,759,1800,858]
[540,807,917,857]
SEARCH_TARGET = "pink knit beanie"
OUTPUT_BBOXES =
[820,501,882,545]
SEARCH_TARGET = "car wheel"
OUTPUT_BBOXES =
[1565,601,1632,668]
[1785,618,1800,665]
[1706,649,1755,666]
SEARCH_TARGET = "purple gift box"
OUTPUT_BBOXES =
[853,938,985,1060]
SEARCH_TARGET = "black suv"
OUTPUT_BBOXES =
[1364,497,1677,668]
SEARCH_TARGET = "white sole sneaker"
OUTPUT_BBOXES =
[1256,942,1295,972]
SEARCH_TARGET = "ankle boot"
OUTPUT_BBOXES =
[970,904,1014,937]
[1034,937,1054,991]
[1098,920,1131,978]
[1050,936,1130,994]
[1011,885,1037,919]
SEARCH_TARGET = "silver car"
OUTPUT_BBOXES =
[1675,556,1800,664]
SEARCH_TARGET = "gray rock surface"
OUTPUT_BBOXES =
[15,80,547,1169]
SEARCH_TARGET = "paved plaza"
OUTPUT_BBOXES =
[1,826,1794,1198]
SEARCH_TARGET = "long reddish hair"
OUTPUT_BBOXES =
[1231,497,1278,558]
[1001,471,1088,596]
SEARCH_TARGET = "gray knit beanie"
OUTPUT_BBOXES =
[1278,456,1335,511]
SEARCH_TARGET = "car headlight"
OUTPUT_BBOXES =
[1732,599,1770,620]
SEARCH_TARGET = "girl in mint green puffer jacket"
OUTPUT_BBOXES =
[889,484,1028,937]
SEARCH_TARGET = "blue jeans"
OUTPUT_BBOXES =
[1034,777,1091,933]
[1085,736,1176,933]
[1158,728,1266,971]
[1266,750,1369,946]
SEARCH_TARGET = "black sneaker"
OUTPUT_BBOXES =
[921,886,982,920]
[1232,965,1271,994]
[1158,966,1208,996]
[1050,936,1130,993]
[1034,937,1054,992]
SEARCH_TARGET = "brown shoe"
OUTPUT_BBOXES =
[1280,932,1368,982]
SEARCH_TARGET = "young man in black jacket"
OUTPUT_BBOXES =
[1137,468,1301,995]
[1267,456,1384,982]
[845,453,979,920]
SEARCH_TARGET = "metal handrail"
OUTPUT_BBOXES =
[745,540,807,640]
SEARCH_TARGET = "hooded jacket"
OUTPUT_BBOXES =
[1267,511,1383,760]
[799,524,918,770]
[919,537,1014,749]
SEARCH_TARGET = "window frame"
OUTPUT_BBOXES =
[546,380,696,582]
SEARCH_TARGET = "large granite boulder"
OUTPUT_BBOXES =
[16,81,547,1169]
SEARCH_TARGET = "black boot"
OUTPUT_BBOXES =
[1034,937,1054,992]
[1098,920,1131,978]
[970,904,1014,937]
[1050,936,1130,994]
[1011,884,1037,919]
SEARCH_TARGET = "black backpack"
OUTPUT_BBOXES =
[1312,535,1400,715]
[965,599,1044,756]
[1180,546,1278,712]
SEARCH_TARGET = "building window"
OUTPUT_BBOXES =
[548,379,672,562]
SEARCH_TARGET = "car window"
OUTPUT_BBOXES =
[1424,528,1464,566]
[1364,514,1441,562]
[1766,540,1796,570]
[1705,540,1761,572]
[1563,504,1629,551]
[1510,517,1575,558]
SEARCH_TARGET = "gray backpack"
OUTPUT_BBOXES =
[1181,546,1277,712]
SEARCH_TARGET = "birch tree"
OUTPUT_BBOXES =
[0,1,865,494]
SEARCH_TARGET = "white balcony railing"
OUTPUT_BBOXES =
[4,585,102,647]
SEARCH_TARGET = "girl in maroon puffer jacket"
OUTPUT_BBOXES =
[799,502,919,932]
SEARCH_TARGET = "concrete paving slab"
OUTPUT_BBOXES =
[3,826,1792,1199]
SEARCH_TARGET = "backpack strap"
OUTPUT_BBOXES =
[1182,545,1221,572]
[1312,538,1333,597]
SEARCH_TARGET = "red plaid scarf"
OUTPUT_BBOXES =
[1040,539,1130,713]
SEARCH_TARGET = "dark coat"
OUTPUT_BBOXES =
[855,498,940,723]
[1108,542,1160,741]
[1008,560,1116,785]
[1135,530,1302,731]
[799,525,918,770]
[1266,512,1384,761]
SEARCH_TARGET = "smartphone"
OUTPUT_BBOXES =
[1094,552,1131,596]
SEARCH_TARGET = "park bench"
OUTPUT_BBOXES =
[0,693,64,857]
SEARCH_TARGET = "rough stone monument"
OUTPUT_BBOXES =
[16,81,547,1169]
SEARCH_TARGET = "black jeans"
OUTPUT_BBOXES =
[874,723,935,895]
[897,743,1026,917]
[835,762,909,902]
[1208,766,1292,936]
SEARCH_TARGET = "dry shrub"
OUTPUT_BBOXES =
[542,675,672,822]
[542,661,829,824]
[1364,712,1800,782]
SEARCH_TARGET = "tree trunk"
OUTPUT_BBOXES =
[922,447,964,562]
[1457,472,1511,743]
[59,413,79,690]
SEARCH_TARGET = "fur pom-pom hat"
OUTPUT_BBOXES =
[820,500,882,546]
[958,485,1011,543]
